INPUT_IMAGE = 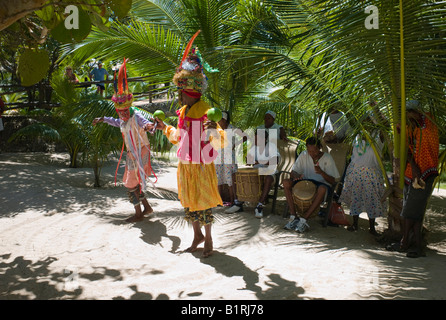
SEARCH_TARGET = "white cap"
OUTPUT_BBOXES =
[265,110,276,119]
[406,100,420,111]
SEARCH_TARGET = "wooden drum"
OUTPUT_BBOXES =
[235,168,264,203]
[292,180,316,215]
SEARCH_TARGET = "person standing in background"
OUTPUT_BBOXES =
[339,124,386,235]
[89,61,109,96]
[387,100,439,258]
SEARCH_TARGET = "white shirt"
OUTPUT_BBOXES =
[292,151,340,185]
[351,134,382,170]
[247,142,281,175]
[256,123,282,143]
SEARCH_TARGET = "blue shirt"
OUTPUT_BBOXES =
[90,67,109,85]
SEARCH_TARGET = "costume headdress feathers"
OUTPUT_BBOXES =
[112,58,133,109]
[172,30,208,94]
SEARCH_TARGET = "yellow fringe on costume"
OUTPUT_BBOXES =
[177,161,223,212]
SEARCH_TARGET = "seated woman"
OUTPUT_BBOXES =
[283,137,340,232]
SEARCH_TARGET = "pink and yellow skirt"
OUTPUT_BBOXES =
[177,161,222,223]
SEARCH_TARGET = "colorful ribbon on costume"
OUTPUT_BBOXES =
[114,118,158,188]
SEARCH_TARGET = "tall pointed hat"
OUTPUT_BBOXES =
[112,58,133,109]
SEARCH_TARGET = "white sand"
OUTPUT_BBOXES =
[1,152,445,300]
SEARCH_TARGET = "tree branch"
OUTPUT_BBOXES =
[0,0,105,31]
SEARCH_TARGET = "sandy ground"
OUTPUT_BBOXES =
[1,152,446,300]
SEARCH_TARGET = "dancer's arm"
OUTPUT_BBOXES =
[150,118,178,144]
[92,116,120,127]
[134,111,154,130]
[206,121,227,150]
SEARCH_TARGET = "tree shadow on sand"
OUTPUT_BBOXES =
[190,250,305,299]
[0,254,125,299]
[0,152,178,219]
[0,254,83,299]
[0,253,173,300]
[137,219,182,254]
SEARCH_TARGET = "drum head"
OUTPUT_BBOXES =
[293,180,316,201]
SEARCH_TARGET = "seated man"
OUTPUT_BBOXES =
[256,110,288,142]
[283,137,340,232]
[225,130,281,218]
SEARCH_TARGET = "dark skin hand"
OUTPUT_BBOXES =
[306,144,336,186]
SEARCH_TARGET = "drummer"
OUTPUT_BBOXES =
[225,130,281,218]
[283,137,340,232]
[256,110,288,142]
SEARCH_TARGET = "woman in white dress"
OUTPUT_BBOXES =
[339,132,386,235]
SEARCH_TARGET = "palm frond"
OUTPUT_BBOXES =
[62,20,184,84]
[8,123,61,143]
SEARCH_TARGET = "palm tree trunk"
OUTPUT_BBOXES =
[398,0,407,190]
[93,153,101,187]
[382,0,407,241]
[387,157,404,239]
[382,0,407,240]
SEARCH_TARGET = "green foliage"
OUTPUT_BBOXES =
[2,0,132,87]
[67,93,122,186]
[17,49,50,86]
[109,0,134,19]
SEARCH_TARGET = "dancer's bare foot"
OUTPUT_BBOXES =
[141,199,153,216]
[185,236,204,253]
[143,205,153,216]
[125,214,144,223]
[203,239,213,258]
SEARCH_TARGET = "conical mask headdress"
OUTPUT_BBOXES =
[172,30,208,96]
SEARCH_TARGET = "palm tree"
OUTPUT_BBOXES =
[70,96,123,187]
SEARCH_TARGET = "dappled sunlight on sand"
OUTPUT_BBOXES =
[1,152,446,300]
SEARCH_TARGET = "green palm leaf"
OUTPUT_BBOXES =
[8,123,61,143]
[63,20,183,83]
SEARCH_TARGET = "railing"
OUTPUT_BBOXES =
[0,77,173,111]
